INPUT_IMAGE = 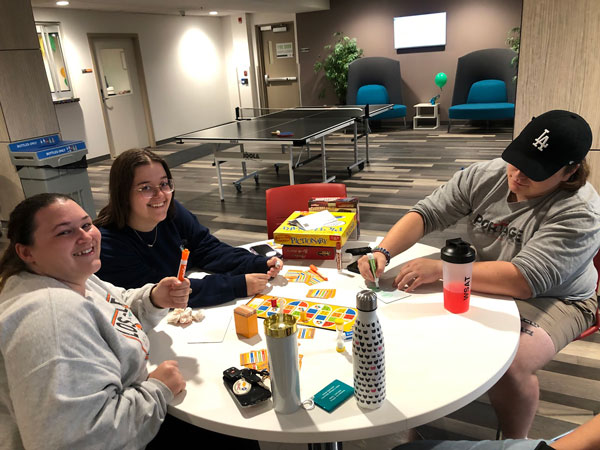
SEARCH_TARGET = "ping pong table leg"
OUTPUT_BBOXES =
[215,156,225,201]
[288,145,295,185]
[346,120,366,176]
[240,144,248,177]
[364,117,370,163]
[321,138,327,182]
[353,121,358,164]
[320,138,336,183]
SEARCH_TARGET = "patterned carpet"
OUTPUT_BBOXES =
[86,121,600,447]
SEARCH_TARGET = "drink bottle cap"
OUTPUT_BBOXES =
[264,314,297,338]
[441,238,476,264]
[356,289,378,312]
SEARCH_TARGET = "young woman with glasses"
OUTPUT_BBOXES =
[94,148,283,307]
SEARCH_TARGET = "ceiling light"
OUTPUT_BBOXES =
[209,11,218,15]
[56,1,69,5]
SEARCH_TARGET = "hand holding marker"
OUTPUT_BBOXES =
[368,253,379,289]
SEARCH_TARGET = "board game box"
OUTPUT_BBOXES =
[273,211,357,248]
[281,245,336,260]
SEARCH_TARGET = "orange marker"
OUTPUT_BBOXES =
[177,248,190,281]
[309,264,328,281]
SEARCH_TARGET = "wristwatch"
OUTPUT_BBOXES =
[372,246,391,266]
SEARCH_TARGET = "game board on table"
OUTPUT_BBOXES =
[246,294,357,332]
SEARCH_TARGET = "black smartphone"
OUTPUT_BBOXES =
[250,244,280,258]
[345,246,372,256]
[346,260,360,274]
[223,367,271,407]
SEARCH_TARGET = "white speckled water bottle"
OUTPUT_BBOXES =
[352,289,385,409]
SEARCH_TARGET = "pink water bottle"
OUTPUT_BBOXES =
[441,238,476,314]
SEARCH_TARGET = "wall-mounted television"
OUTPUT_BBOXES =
[393,12,447,51]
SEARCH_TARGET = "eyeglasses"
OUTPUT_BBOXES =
[135,179,175,198]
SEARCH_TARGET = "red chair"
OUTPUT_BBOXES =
[575,249,600,340]
[265,183,347,238]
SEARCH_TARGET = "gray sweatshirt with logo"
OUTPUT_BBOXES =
[0,272,171,450]
[411,158,600,301]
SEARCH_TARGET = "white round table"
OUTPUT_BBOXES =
[147,241,520,444]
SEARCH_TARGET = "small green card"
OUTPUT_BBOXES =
[313,379,354,413]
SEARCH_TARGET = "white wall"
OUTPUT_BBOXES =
[33,8,235,159]
[222,14,255,113]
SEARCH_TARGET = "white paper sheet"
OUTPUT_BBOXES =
[294,210,337,230]
[363,278,411,304]
[376,289,411,304]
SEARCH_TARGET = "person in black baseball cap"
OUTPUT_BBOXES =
[359,108,600,440]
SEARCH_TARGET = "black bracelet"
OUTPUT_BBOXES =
[372,246,391,266]
[149,284,159,307]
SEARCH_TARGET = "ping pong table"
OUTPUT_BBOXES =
[176,104,392,201]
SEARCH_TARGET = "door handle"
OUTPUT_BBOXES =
[264,74,297,85]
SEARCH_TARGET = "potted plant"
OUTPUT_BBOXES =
[506,27,520,82]
[314,32,363,103]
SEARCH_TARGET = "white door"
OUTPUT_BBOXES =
[92,37,151,156]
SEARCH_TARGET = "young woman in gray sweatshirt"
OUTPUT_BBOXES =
[0,193,190,449]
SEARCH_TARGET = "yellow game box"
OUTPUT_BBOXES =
[273,211,357,247]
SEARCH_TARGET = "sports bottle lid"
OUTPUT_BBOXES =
[441,238,476,264]
[264,314,297,338]
[356,289,378,312]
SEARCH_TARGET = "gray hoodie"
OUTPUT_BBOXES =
[0,272,171,450]
[411,158,600,300]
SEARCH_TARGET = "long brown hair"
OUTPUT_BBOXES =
[559,158,590,192]
[94,149,175,229]
[0,193,72,292]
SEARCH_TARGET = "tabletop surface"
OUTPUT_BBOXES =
[176,105,392,144]
[147,240,520,444]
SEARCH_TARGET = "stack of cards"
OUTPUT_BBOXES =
[284,269,326,285]
[307,289,336,299]
[240,349,304,371]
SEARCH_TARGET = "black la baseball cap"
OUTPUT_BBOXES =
[502,110,592,181]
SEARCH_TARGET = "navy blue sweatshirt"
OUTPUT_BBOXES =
[96,200,269,307]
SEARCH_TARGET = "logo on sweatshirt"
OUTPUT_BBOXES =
[472,214,524,244]
[106,293,149,360]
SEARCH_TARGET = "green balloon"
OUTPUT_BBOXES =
[435,72,447,89]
